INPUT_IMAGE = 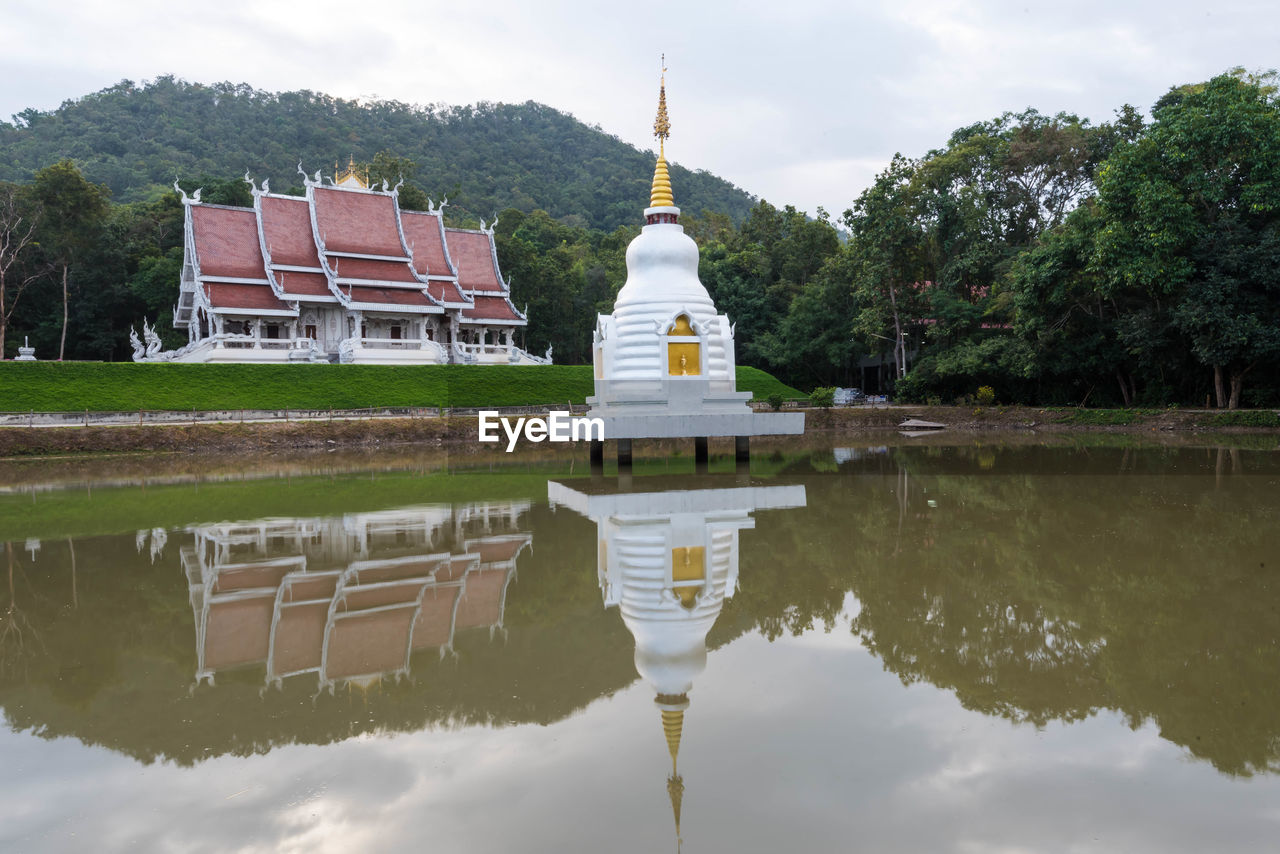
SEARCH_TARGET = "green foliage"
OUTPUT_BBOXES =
[808,386,835,408]
[0,77,754,231]
[0,362,798,412]
[975,385,996,406]
[766,392,785,411]
[1094,72,1280,409]
[702,202,843,386]
[891,370,930,403]
[5,75,1280,412]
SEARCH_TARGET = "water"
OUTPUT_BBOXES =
[1,439,1277,853]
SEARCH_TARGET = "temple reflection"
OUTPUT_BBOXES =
[550,475,807,846]
[181,502,530,693]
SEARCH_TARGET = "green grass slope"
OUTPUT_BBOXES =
[0,363,802,412]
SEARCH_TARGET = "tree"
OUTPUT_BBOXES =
[28,161,111,360]
[1094,72,1280,408]
[362,151,432,211]
[757,248,858,388]
[0,183,41,359]
[844,155,928,384]
[1008,202,1148,405]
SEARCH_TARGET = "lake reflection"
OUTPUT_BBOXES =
[1,442,1278,853]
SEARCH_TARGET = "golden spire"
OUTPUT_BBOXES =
[662,703,685,847]
[649,56,675,208]
[662,707,684,772]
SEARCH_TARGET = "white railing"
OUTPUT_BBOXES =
[139,334,322,362]
[454,343,513,357]
[352,337,429,350]
[340,336,448,363]
[215,335,307,350]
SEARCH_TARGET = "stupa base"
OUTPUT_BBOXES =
[585,410,804,473]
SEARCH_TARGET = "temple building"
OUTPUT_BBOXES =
[587,70,802,465]
[549,474,807,846]
[136,161,547,365]
[180,501,530,692]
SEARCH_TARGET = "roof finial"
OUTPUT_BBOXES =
[649,57,675,210]
[653,55,671,157]
[335,154,369,189]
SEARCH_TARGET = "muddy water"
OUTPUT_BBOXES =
[0,441,1277,853]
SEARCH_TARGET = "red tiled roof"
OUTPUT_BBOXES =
[435,556,473,584]
[275,270,333,298]
[205,282,293,312]
[446,229,504,292]
[259,196,321,268]
[273,601,327,672]
[191,206,269,279]
[313,187,406,257]
[345,285,438,308]
[412,587,462,649]
[427,280,469,305]
[401,210,453,278]
[463,295,523,322]
[455,568,508,629]
[329,256,419,283]
[204,598,273,668]
[326,611,414,678]
[472,538,528,563]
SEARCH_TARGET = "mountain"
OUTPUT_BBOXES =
[0,77,756,230]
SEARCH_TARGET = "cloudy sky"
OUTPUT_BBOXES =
[2,0,1276,215]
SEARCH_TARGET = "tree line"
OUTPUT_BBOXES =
[3,70,1279,409]
[0,77,754,231]
[505,70,1280,410]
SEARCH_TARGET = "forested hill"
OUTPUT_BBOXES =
[0,77,756,230]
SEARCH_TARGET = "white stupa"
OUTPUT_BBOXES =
[587,70,803,463]
[548,474,807,847]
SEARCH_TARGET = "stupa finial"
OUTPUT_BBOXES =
[649,57,675,210]
[661,699,686,848]
[654,55,671,154]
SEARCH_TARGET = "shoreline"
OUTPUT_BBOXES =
[0,405,1277,459]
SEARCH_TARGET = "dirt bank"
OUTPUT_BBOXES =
[0,406,1276,458]
[801,404,1280,434]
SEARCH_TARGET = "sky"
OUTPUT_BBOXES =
[2,0,1277,216]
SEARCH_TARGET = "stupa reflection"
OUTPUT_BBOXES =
[181,502,530,693]
[549,475,806,846]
